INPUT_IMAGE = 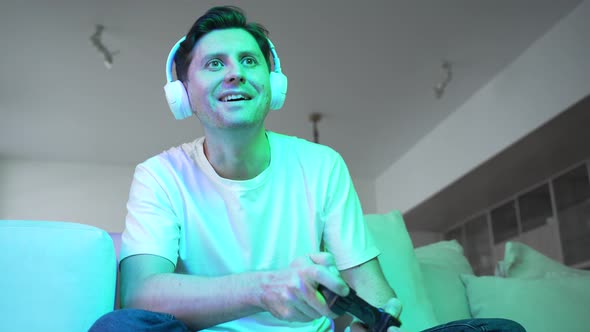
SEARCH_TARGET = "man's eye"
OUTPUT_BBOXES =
[242,57,258,66]
[205,59,223,70]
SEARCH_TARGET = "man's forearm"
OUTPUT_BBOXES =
[341,258,397,308]
[124,271,267,330]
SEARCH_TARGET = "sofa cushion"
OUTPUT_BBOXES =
[496,241,590,278]
[365,211,439,332]
[0,220,117,332]
[415,240,473,323]
[461,273,590,332]
[108,232,122,309]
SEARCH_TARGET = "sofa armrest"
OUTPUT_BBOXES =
[0,220,117,332]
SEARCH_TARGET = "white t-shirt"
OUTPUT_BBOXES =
[120,131,379,331]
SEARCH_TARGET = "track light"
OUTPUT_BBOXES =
[90,24,119,69]
[433,60,453,99]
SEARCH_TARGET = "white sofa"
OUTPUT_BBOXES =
[0,220,117,331]
[2,214,589,332]
[364,211,590,332]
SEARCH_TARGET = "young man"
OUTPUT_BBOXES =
[91,6,523,332]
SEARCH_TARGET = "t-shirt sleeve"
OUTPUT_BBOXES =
[322,153,380,270]
[119,161,181,266]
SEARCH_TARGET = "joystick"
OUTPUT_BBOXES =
[318,284,401,332]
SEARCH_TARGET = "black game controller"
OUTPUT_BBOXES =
[318,284,401,332]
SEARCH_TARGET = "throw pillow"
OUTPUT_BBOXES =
[415,240,474,323]
[364,211,440,332]
[497,241,590,278]
[461,274,590,332]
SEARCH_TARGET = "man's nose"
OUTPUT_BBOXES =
[225,65,246,84]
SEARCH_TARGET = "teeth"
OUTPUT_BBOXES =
[222,94,249,102]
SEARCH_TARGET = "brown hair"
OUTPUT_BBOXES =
[174,6,271,82]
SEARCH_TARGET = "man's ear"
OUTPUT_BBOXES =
[181,80,197,114]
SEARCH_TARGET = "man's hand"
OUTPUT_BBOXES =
[346,297,403,332]
[259,252,349,322]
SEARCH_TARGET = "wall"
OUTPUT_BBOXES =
[376,1,590,216]
[354,178,377,214]
[409,231,442,248]
[0,159,133,232]
[0,159,378,231]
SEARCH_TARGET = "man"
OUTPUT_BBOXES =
[91,6,523,332]
[89,5,400,332]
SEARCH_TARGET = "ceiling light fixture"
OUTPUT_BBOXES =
[90,24,118,69]
[309,112,323,143]
[433,60,452,99]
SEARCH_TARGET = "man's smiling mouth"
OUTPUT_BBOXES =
[219,94,252,102]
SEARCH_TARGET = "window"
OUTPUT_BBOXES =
[518,183,552,233]
[447,159,590,271]
[553,164,590,265]
[464,214,493,275]
[445,225,464,247]
[490,201,518,244]
[554,164,590,211]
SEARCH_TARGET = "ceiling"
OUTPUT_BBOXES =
[0,0,583,181]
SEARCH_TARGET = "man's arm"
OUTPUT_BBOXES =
[340,257,403,332]
[120,254,265,329]
[340,257,396,308]
[120,252,348,330]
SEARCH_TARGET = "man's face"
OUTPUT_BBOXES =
[185,28,271,130]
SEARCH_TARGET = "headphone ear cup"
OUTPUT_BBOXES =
[164,80,193,120]
[269,71,288,110]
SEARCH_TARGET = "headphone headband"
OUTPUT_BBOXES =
[165,36,186,82]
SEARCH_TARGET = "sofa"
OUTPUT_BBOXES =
[2,212,589,331]
[0,220,117,331]
[362,211,590,332]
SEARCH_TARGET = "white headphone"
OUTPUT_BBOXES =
[163,35,288,120]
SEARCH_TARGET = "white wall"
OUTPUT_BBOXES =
[354,178,377,214]
[376,1,590,215]
[0,159,378,231]
[0,159,134,232]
